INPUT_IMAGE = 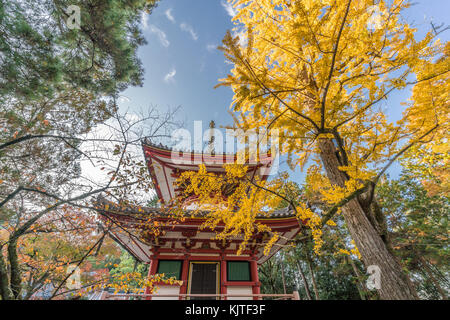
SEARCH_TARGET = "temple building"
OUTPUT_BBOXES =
[100,139,301,300]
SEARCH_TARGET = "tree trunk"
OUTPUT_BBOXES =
[279,254,287,294]
[0,252,14,300]
[305,253,320,300]
[8,238,22,299]
[296,260,312,300]
[318,138,418,300]
[263,260,277,293]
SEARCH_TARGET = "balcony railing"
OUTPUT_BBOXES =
[100,292,300,300]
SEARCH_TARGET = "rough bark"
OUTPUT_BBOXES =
[7,238,22,299]
[0,252,14,300]
[318,138,418,300]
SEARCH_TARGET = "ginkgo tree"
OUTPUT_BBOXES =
[209,0,449,300]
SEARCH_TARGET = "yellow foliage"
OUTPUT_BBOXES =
[296,203,324,254]
[218,0,447,199]
[338,249,351,255]
[215,0,448,258]
[177,164,286,255]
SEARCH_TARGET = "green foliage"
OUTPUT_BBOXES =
[259,255,295,295]
[87,253,120,273]
[147,195,161,208]
[274,179,305,209]
[0,0,159,300]
[259,245,363,300]
[311,253,363,300]
[378,171,449,299]
[262,166,449,300]
[109,250,148,289]
[259,177,369,300]
[0,0,158,102]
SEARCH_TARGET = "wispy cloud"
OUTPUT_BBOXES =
[148,24,170,47]
[221,1,240,17]
[164,68,176,83]
[221,1,246,46]
[165,8,175,23]
[141,12,149,29]
[180,23,198,41]
[206,43,218,53]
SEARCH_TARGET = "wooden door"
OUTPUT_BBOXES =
[189,263,218,300]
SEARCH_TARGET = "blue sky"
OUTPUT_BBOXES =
[120,1,238,128]
[118,0,450,184]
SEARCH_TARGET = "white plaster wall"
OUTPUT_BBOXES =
[152,285,181,300]
[227,286,253,300]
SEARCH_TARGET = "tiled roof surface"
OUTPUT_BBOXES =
[96,197,295,219]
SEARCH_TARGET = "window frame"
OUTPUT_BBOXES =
[226,261,252,282]
[156,259,183,280]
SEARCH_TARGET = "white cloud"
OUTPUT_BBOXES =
[164,68,176,83]
[79,114,141,188]
[221,1,246,46]
[221,1,243,17]
[165,8,175,23]
[180,23,198,41]
[221,1,237,17]
[141,12,149,29]
[206,44,218,53]
[148,24,170,47]
[118,96,130,104]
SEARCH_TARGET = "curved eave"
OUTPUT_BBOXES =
[100,208,302,265]
[142,140,274,204]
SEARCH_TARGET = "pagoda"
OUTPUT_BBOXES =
[100,138,301,300]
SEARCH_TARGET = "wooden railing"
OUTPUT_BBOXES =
[102,292,300,300]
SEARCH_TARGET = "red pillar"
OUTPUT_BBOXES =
[250,258,260,300]
[145,258,159,300]
[220,256,227,300]
[179,255,190,300]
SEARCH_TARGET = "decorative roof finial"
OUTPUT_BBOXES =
[207,120,216,155]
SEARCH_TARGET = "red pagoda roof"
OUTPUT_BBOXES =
[142,139,274,204]
[97,198,301,265]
